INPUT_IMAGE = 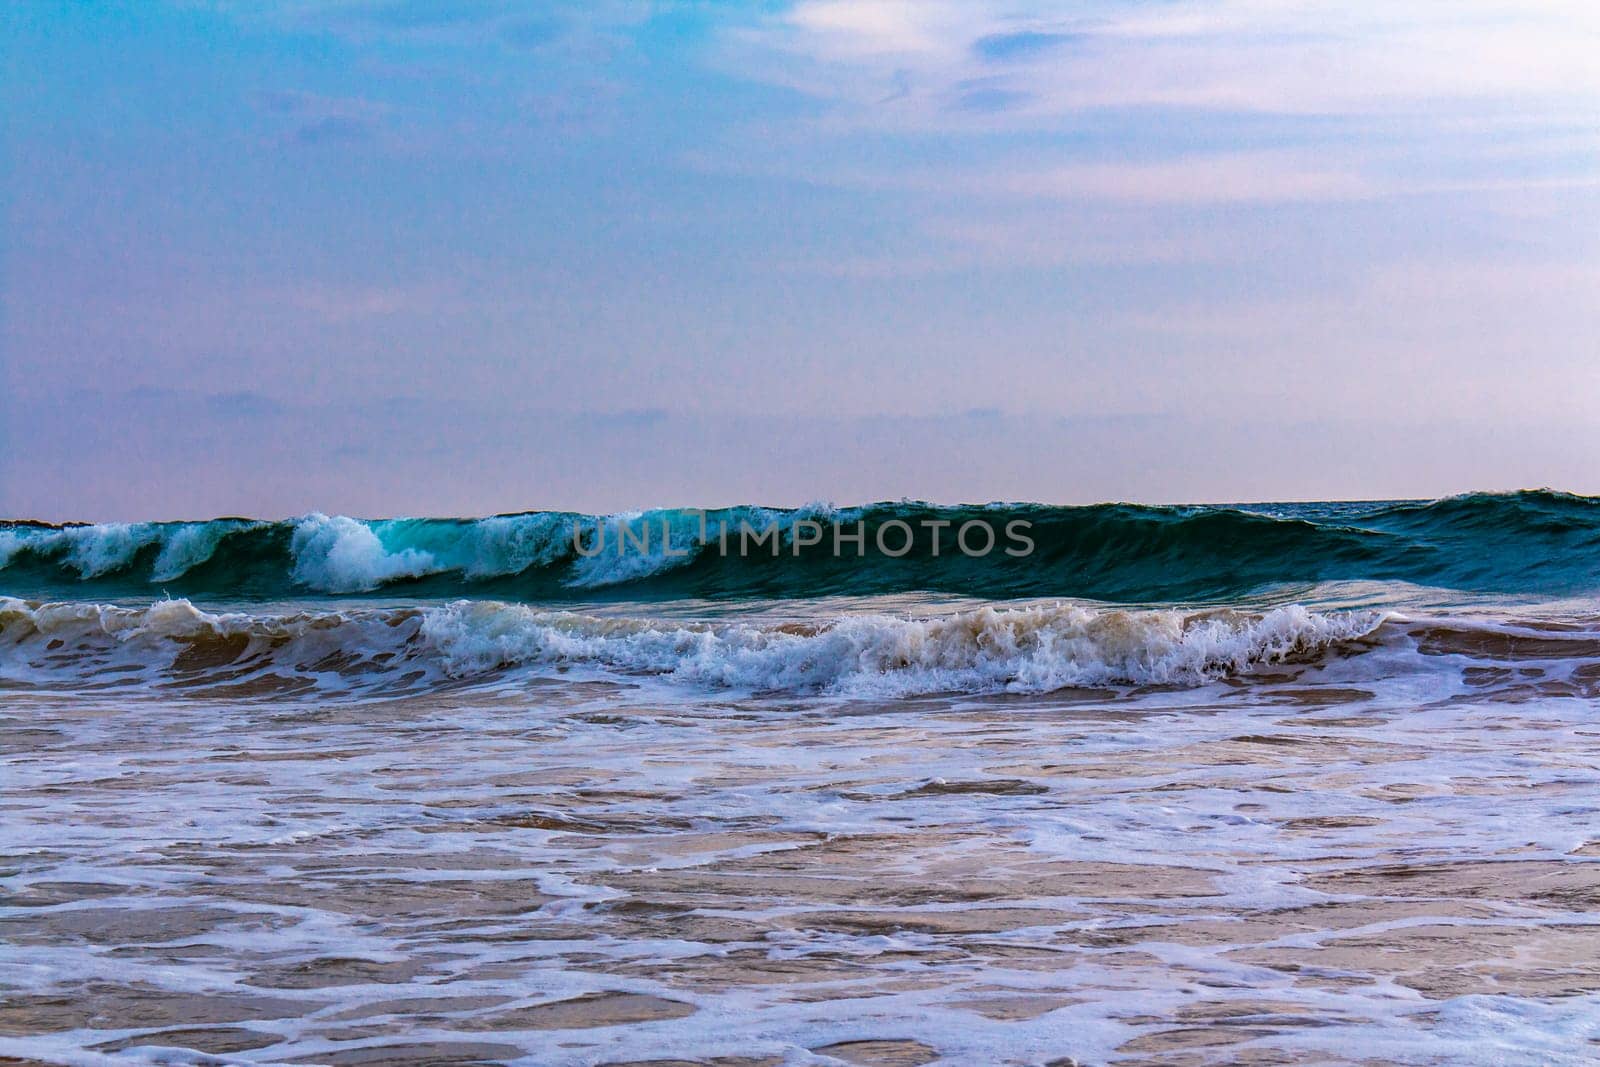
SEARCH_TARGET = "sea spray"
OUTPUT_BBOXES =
[0,594,1388,697]
[1,491,1597,602]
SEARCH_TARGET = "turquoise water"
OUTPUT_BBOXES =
[5,492,1600,1064]
[3,490,1597,603]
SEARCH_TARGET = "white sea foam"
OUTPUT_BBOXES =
[0,520,252,583]
[289,513,437,592]
[149,520,258,581]
[0,523,166,578]
[7,591,1600,1065]
[286,509,768,591]
[456,512,575,578]
[8,588,1600,1063]
[420,600,1388,696]
[0,595,1392,697]
[564,509,723,589]
[563,503,858,590]
[0,596,294,645]
[0,529,27,569]
[61,523,156,577]
[21,592,1600,701]
[0,595,429,696]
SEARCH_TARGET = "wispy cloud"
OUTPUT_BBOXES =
[993,151,1373,204]
[278,283,460,322]
[946,80,1030,114]
[499,16,566,50]
[730,1,1600,121]
[9,0,1599,509]
[328,0,509,32]
[973,30,1085,62]
[255,89,385,147]
[279,0,642,52]
[689,0,1600,277]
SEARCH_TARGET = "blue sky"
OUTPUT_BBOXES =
[3,1,1598,518]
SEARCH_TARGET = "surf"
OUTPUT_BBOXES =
[1,491,1597,603]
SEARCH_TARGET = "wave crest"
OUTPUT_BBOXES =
[0,596,1386,698]
[423,600,1386,696]
[2,491,1597,602]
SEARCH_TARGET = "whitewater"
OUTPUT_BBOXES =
[5,493,1600,1065]
[3,490,1599,601]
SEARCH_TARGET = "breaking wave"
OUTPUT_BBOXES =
[0,596,1391,699]
[3,491,1599,603]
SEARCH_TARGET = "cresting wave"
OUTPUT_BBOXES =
[2,490,1599,602]
[0,596,1390,698]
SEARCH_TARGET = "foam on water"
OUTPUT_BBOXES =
[455,512,574,579]
[0,595,1397,698]
[423,599,1387,696]
[290,513,437,592]
[150,519,262,582]
[5,490,1598,602]
[4,594,1600,1064]
[5,493,1600,1063]
[62,524,154,577]
[12,589,1600,712]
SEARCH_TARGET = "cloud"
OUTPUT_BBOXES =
[292,114,374,145]
[689,144,1375,206]
[947,81,1030,113]
[206,391,288,418]
[338,0,506,31]
[994,151,1373,204]
[732,2,1600,120]
[786,1,958,55]
[254,89,384,146]
[972,30,1082,62]
[282,0,640,53]
[691,0,1600,283]
[280,284,440,322]
[500,16,566,49]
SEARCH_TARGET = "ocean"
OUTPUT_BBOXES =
[4,491,1600,1065]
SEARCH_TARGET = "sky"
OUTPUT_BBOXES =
[3,0,1598,520]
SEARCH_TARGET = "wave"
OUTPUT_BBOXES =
[0,595,1392,699]
[2,491,1599,603]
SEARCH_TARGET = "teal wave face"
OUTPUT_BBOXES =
[2,491,1597,604]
